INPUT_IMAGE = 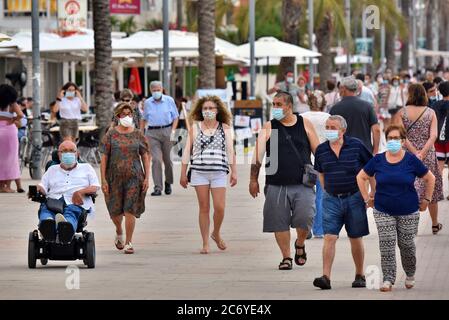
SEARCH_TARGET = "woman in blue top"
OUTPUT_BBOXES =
[357,125,435,292]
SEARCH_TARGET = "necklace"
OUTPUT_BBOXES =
[203,121,218,135]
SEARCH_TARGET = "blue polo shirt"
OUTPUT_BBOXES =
[314,135,373,195]
[363,152,428,215]
[143,95,179,127]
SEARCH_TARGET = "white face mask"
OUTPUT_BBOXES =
[119,116,134,128]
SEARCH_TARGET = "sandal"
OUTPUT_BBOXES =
[278,257,293,270]
[124,243,134,254]
[294,240,307,266]
[115,234,125,250]
[432,223,443,235]
[211,234,227,250]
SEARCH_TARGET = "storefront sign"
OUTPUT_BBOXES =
[110,0,140,15]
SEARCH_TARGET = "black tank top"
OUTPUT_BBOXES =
[265,115,312,185]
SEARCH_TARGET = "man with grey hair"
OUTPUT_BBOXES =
[312,115,374,290]
[143,81,179,196]
[329,76,380,155]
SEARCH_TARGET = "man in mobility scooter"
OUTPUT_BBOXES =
[28,140,100,268]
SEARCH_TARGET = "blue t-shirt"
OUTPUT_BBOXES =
[363,152,428,215]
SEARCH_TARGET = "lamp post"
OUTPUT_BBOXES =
[30,0,43,179]
[345,0,351,75]
[308,0,314,88]
[249,0,255,99]
[163,0,169,90]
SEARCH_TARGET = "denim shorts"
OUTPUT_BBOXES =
[322,191,369,238]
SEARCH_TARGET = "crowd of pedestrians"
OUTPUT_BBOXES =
[2,66,448,293]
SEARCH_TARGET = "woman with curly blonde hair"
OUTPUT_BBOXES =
[180,95,237,254]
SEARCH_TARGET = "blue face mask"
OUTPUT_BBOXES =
[325,130,340,142]
[272,108,285,121]
[386,140,402,154]
[61,152,77,167]
[65,91,75,98]
[152,91,162,100]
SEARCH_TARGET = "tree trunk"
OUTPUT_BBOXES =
[177,0,183,30]
[198,0,216,89]
[385,29,396,72]
[316,13,333,91]
[277,0,302,82]
[93,0,113,140]
[400,0,410,72]
[439,1,449,51]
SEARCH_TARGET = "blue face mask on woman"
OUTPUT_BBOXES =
[272,108,285,121]
[61,152,77,167]
[386,140,402,154]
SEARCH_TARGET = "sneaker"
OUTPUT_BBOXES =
[164,182,172,195]
[380,280,393,292]
[313,275,331,290]
[405,276,415,289]
[124,243,134,254]
[39,219,56,242]
[57,220,74,244]
[352,274,366,288]
[151,189,162,196]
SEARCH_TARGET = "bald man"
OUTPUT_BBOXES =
[37,141,100,243]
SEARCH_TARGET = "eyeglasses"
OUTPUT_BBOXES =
[386,136,402,141]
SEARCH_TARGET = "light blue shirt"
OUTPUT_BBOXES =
[143,95,179,126]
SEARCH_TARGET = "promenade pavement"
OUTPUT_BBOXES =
[0,160,448,300]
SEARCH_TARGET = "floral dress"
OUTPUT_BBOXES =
[100,128,149,217]
[402,107,444,203]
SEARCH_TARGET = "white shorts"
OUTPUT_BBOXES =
[190,170,227,188]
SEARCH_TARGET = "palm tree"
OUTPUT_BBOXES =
[198,0,216,89]
[93,0,113,139]
[425,0,437,69]
[314,0,347,90]
[400,0,410,72]
[277,0,303,82]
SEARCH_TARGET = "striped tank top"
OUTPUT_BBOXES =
[190,122,229,173]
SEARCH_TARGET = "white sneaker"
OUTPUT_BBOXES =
[380,281,393,292]
[405,276,415,289]
[55,213,67,226]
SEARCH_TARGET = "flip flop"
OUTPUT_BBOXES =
[211,234,227,250]
[115,234,125,250]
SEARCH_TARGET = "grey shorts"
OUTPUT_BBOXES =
[263,184,316,233]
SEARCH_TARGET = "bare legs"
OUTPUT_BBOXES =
[321,235,364,279]
[111,212,136,245]
[195,186,227,254]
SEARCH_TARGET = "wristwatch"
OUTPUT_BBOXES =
[56,98,62,102]
[423,198,431,203]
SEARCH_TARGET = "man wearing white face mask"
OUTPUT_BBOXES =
[36,140,100,243]
[313,115,373,290]
[143,81,179,196]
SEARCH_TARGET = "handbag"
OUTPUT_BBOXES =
[279,124,318,188]
[46,198,66,214]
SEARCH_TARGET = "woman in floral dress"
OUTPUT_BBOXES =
[394,83,444,235]
[100,103,151,254]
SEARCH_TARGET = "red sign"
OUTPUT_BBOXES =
[110,0,140,14]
